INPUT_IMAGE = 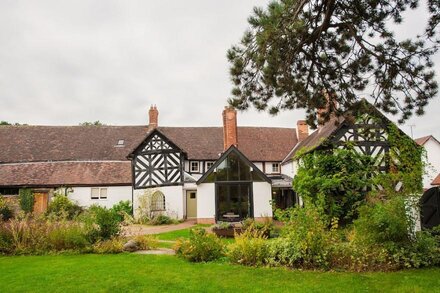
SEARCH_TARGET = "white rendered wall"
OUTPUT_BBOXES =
[66,186,132,209]
[196,183,216,219]
[253,182,273,218]
[132,185,184,219]
[423,138,440,188]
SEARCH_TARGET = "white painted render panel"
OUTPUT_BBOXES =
[133,185,184,219]
[67,186,132,209]
[252,182,273,218]
[196,183,216,219]
[423,138,440,188]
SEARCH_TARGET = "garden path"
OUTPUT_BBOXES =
[123,220,197,236]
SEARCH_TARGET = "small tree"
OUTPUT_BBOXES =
[19,189,34,214]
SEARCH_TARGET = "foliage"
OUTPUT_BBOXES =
[241,217,274,238]
[92,237,124,254]
[47,194,82,220]
[373,124,425,198]
[19,189,34,214]
[270,206,334,268]
[174,228,225,262]
[79,121,105,126]
[293,147,374,225]
[0,195,13,221]
[227,227,270,266]
[228,0,439,126]
[0,216,90,254]
[80,205,121,241]
[149,214,178,225]
[110,200,133,222]
[132,235,159,250]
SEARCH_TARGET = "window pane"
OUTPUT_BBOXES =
[100,188,107,199]
[91,188,99,199]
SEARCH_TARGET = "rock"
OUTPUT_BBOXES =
[123,240,139,252]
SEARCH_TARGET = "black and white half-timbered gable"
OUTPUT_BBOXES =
[282,99,414,176]
[129,129,185,189]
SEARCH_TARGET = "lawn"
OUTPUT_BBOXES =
[1,254,439,292]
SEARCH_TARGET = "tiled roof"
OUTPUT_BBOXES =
[415,135,432,146]
[0,125,298,186]
[431,173,440,186]
[0,125,298,163]
[0,161,132,187]
[282,116,343,163]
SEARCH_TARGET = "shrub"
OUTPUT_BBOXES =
[47,194,82,220]
[0,195,13,221]
[270,206,333,269]
[175,228,225,262]
[228,228,269,266]
[149,214,177,225]
[19,189,34,214]
[47,222,89,251]
[80,205,121,241]
[110,201,133,222]
[93,237,124,254]
[241,217,274,238]
[133,235,158,250]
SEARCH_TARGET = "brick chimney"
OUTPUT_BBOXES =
[222,106,238,150]
[148,105,158,129]
[296,120,309,142]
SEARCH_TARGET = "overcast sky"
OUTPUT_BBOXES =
[1,0,439,139]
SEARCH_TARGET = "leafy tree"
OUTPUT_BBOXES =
[228,0,440,127]
[79,121,105,126]
[19,189,34,213]
[0,121,11,125]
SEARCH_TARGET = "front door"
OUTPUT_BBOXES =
[33,192,49,215]
[186,191,197,219]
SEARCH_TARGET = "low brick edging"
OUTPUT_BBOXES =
[196,218,215,224]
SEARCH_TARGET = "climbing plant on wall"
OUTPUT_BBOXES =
[19,188,34,213]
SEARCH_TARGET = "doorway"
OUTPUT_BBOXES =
[186,190,197,219]
[33,192,49,215]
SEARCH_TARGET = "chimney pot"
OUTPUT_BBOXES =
[222,106,238,150]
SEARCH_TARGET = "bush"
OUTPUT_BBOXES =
[133,235,158,250]
[47,222,89,251]
[175,228,225,262]
[19,189,34,214]
[47,194,82,220]
[0,195,13,221]
[0,216,91,254]
[241,217,274,238]
[110,201,132,222]
[149,214,178,225]
[93,237,124,254]
[228,228,269,266]
[270,206,333,269]
[80,205,121,241]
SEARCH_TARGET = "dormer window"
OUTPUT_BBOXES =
[115,139,125,147]
[272,163,280,173]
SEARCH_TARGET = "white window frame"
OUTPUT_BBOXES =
[272,163,280,173]
[91,187,108,200]
[206,161,215,170]
[190,161,200,173]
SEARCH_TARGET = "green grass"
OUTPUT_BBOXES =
[155,224,210,241]
[0,254,439,292]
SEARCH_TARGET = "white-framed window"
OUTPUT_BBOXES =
[206,161,215,170]
[190,161,200,173]
[272,163,280,173]
[150,191,166,211]
[91,187,108,200]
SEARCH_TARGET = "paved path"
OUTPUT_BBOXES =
[134,248,175,255]
[123,220,197,236]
